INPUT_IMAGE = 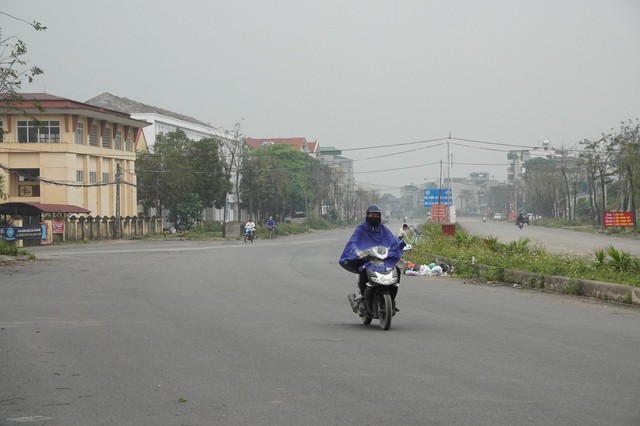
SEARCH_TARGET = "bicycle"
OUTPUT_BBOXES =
[405,226,422,246]
[268,226,276,240]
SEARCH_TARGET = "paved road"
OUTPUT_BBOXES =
[457,216,640,257]
[1,231,639,425]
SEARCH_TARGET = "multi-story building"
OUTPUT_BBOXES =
[318,146,354,217]
[86,92,241,221]
[0,93,150,219]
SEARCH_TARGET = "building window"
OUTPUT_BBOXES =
[102,172,110,183]
[102,126,112,148]
[125,132,132,151]
[114,130,122,150]
[75,122,84,144]
[17,168,40,182]
[89,171,97,183]
[76,170,84,182]
[17,120,61,143]
[0,120,4,142]
[15,168,41,197]
[89,124,99,146]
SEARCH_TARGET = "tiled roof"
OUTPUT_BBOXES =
[86,92,211,127]
[1,92,146,123]
[243,137,310,151]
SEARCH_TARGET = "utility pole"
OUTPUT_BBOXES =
[115,163,121,239]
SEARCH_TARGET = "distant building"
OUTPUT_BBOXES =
[318,146,354,217]
[86,92,231,148]
[86,93,240,221]
[243,137,319,159]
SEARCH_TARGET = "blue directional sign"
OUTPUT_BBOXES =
[424,189,452,207]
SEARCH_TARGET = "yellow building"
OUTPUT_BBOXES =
[0,93,150,218]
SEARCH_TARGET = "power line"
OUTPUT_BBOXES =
[0,162,124,188]
[340,137,448,152]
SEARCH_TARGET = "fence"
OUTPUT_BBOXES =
[61,215,164,242]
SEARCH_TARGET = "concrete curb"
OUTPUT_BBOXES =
[512,271,636,305]
[426,253,639,307]
[0,255,33,264]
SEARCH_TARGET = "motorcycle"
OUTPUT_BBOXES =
[482,215,486,223]
[347,245,399,330]
[516,221,524,229]
[243,226,255,243]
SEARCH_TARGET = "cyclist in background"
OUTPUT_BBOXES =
[266,216,276,239]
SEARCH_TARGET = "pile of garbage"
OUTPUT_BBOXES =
[403,261,453,276]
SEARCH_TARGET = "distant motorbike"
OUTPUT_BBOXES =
[482,215,486,223]
[347,245,399,330]
[244,227,255,243]
[516,221,524,229]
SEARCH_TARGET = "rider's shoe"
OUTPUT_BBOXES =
[393,301,399,313]
[358,302,367,316]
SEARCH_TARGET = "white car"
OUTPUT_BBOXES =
[493,213,502,220]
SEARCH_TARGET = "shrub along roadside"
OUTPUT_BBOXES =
[181,217,334,241]
[0,239,35,258]
[403,223,640,288]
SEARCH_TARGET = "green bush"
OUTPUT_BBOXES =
[0,239,19,256]
[0,239,33,259]
[401,222,640,287]
[183,221,224,240]
[202,221,223,233]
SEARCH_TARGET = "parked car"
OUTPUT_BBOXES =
[284,211,307,224]
[493,213,502,220]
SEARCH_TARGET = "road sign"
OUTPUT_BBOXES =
[431,203,447,222]
[603,211,635,228]
[424,189,452,207]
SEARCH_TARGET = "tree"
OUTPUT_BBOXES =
[0,12,46,112]
[522,157,561,218]
[579,136,614,224]
[168,193,204,231]
[135,130,231,220]
[609,119,639,215]
[189,137,230,209]
[239,144,320,221]
[0,12,46,198]
[218,122,245,222]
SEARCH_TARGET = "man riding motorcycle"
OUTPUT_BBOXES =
[339,204,404,311]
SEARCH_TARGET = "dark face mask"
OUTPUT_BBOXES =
[366,216,381,227]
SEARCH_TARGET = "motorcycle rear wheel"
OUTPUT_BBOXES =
[379,293,393,330]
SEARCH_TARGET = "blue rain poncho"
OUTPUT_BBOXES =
[339,221,404,274]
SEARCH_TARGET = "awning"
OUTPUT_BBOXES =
[0,202,91,216]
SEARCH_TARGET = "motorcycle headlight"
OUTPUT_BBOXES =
[370,271,397,285]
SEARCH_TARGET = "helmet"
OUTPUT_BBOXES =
[366,204,382,214]
[365,204,382,227]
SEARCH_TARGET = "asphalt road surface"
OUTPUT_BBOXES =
[1,229,639,425]
[457,216,640,257]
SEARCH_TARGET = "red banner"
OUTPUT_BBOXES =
[603,211,635,228]
[52,220,65,234]
[431,204,447,222]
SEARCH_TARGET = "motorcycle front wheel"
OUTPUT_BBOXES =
[379,293,393,330]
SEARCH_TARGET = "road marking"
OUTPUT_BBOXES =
[6,416,55,422]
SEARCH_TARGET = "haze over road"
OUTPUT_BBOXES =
[458,216,640,257]
[1,230,639,425]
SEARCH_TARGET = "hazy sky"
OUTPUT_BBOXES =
[3,0,639,195]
